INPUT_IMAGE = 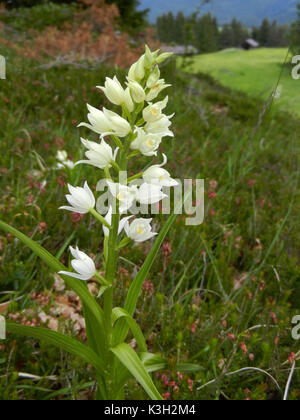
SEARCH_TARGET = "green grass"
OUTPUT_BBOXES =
[0,45,299,400]
[179,48,300,116]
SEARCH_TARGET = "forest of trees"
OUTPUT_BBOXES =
[2,0,299,52]
[2,0,149,30]
[156,11,289,53]
[289,4,300,54]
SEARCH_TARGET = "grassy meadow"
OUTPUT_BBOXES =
[179,48,300,116]
[0,42,300,399]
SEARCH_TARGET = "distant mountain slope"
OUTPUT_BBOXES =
[140,0,298,25]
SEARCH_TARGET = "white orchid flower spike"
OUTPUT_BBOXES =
[76,138,119,169]
[59,182,95,214]
[102,206,134,237]
[106,182,138,214]
[136,183,167,205]
[130,127,162,157]
[78,104,131,138]
[143,154,178,187]
[97,76,125,106]
[124,218,158,243]
[59,246,96,281]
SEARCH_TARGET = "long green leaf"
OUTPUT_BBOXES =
[0,220,105,337]
[114,352,203,395]
[110,343,163,400]
[82,302,107,393]
[113,353,166,398]
[7,322,104,375]
[113,214,177,344]
[112,307,147,352]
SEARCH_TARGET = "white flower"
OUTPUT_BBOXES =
[128,56,145,82]
[143,97,168,123]
[136,183,167,205]
[102,206,133,237]
[57,160,75,170]
[124,218,157,243]
[76,138,118,169]
[56,151,75,170]
[146,79,171,102]
[78,104,112,135]
[78,105,131,138]
[146,65,160,89]
[59,181,95,214]
[145,114,174,138]
[144,45,157,68]
[107,181,166,213]
[156,52,173,64]
[130,127,162,157]
[143,154,178,187]
[124,87,134,113]
[127,81,146,103]
[107,182,138,213]
[59,246,96,281]
[103,108,131,137]
[57,150,68,162]
[97,76,125,106]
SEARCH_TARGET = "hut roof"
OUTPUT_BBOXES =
[161,45,198,55]
[243,39,260,48]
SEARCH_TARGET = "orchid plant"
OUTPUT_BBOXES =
[0,46,194,400]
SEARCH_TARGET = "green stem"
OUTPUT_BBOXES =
[127,172,143,183]
[104,236,109,263]
[102,103,139,396]
[94,272,109,286]
[110,160,121,173]
[111,135,123,149]
[103,131,131,397]
[103,209,119,396]
[89,208,111,230]
[128,151,140,159]
[104,167,112,180]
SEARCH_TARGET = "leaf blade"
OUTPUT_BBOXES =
[112,307,147,353]
[110,343,163,400]
[7,322,104,375]
[115,192,192,344]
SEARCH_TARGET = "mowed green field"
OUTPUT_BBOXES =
[180,48,300,116]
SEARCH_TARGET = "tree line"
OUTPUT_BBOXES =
[156,11,290,53]
[289,4,300,54]
[2,0,149,31]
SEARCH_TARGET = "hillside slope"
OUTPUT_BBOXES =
[179,48,299,116]
[0,41,300,399]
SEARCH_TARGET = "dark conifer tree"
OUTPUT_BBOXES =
[288,4,300,54]
[258,18,271,46]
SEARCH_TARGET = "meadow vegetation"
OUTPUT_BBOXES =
[0,2,299,401]
[179,48,300,116]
